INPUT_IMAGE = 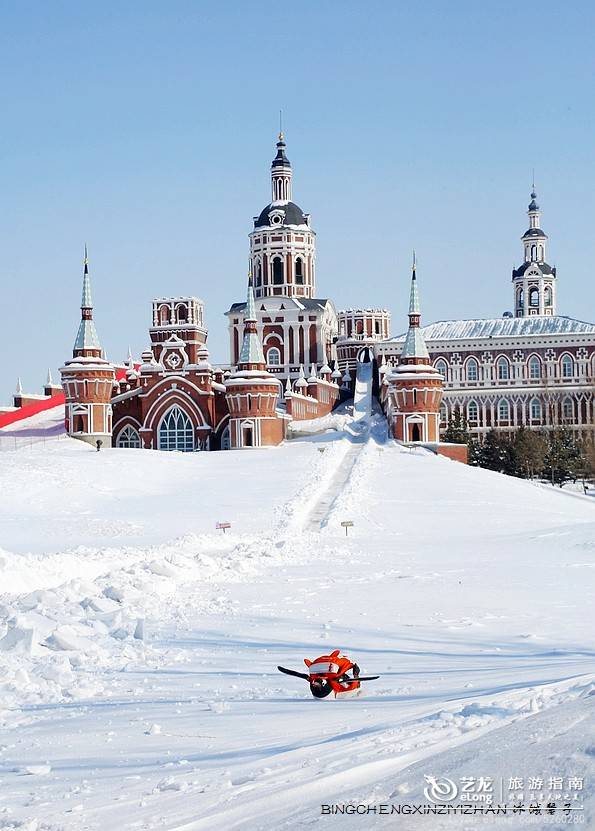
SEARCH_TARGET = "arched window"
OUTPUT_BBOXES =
[562,397,573,420]
[272,257,284,285]
[158,406,194,452]
[116,425,141,448]
[529,356,541,380]
[561,354,574,378]
[544,286,552,307]
[295,257,304,285]
[255,259,262,287]
[356,320,364,335]
[267,346,281,366]
[220,425,231,450]
[159,305,171,325]
[531,244,537,260]
[498,399,510,421]
[497,357,510,380]
[529,287,539,307]
[435,359,448,379]
[538,245,544,260]
[176,304,188,323]
[466,358,479,382]
[439,402,447,423]
[467,400,479,422]
[517,288,524,307]
[530,398,541,421]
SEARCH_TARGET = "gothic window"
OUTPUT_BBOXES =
[466,358,479,382]
[272,257,284,285]
[517,288,524,307]
[267,346,281,366]
[529,287,539,307]
[561,354,574,378]
[498,399,510,421]
[531,244,537,260]
[177,304,188,323]
[295,257,304,285]
[544,286,552,306]
[562,397,573,420]
[220,425,231,450]
[116,425,141,448]
[497,357,510,380]
[435,359,448,379]
[439,402,447,423]
[255,259,262,287]
[529,356,541,379]
[158,406,194,452]
[467,400,479,422]
[530,398,541,421]
[159,305,171,325]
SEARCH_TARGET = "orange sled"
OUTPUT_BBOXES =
[278,650,379,698]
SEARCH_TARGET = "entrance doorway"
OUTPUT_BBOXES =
[242,425,254,447]
[411,423,421,442]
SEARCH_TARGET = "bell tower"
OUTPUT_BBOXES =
[249,133,316,300]
[512,187,557,317]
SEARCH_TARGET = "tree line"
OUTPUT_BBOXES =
[443,409,595,488]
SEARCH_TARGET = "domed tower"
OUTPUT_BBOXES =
[512,187,557,317]
[60,248,115,446]
[224,281,285,448]
[250,133,316,300]
[386,257,444,443]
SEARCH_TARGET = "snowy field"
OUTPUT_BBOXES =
[0,421,594,830]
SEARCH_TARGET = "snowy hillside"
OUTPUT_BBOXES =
[0,427,594,830]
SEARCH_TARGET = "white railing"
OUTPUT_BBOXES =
[0,432,68,452]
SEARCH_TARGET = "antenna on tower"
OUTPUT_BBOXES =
[532,168,535,191]
[279,109,283,140]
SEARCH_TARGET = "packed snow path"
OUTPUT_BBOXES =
[353,350,373,421]
[1,436,594,829]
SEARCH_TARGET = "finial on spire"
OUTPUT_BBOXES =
[279,109,284,141]
[412,249,417,276]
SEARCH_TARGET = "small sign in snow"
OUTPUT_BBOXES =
[340,520,354,537]
[216,522,231,533]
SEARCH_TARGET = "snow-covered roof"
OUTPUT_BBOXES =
[386,315,595,344]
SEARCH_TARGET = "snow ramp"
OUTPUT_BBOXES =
[353,346,374,421]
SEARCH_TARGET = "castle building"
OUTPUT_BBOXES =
[59,250,115,445]
[374,190,595,439]
[225,134,338,383]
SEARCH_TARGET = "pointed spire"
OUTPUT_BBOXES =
[73,246,102,358]
[308,363,318,383]
[284,376,293,397]
[408,251,420,316]
[271,127,292,202]
[295,364,308,388]
[46,368,53,385]
[237,281,265,368]
[400,255,430,362]
[16,377,23,394]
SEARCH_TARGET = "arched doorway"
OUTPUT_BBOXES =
[411,423,421,442]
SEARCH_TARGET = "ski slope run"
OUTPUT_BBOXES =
[0,427,594,830]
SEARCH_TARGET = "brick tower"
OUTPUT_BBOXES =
[385,257,444,443]
[60,248,115,446]
[224,280,286,448]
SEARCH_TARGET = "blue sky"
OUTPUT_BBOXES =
[1,1,594,401]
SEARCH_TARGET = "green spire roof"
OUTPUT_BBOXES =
[238,282,265,365]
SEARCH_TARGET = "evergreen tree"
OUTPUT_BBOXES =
[543,429,582,487]
[513,427,548,479]
[443,407,470,444]
[477,429,507,472]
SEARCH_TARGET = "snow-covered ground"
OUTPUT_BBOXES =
[0,422,594,830]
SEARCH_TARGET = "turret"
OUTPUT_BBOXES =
[60,248,115,446]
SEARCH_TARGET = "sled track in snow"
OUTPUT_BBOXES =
[306,440,365,531]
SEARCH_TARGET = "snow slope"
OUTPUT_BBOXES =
[0,429,594,830]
